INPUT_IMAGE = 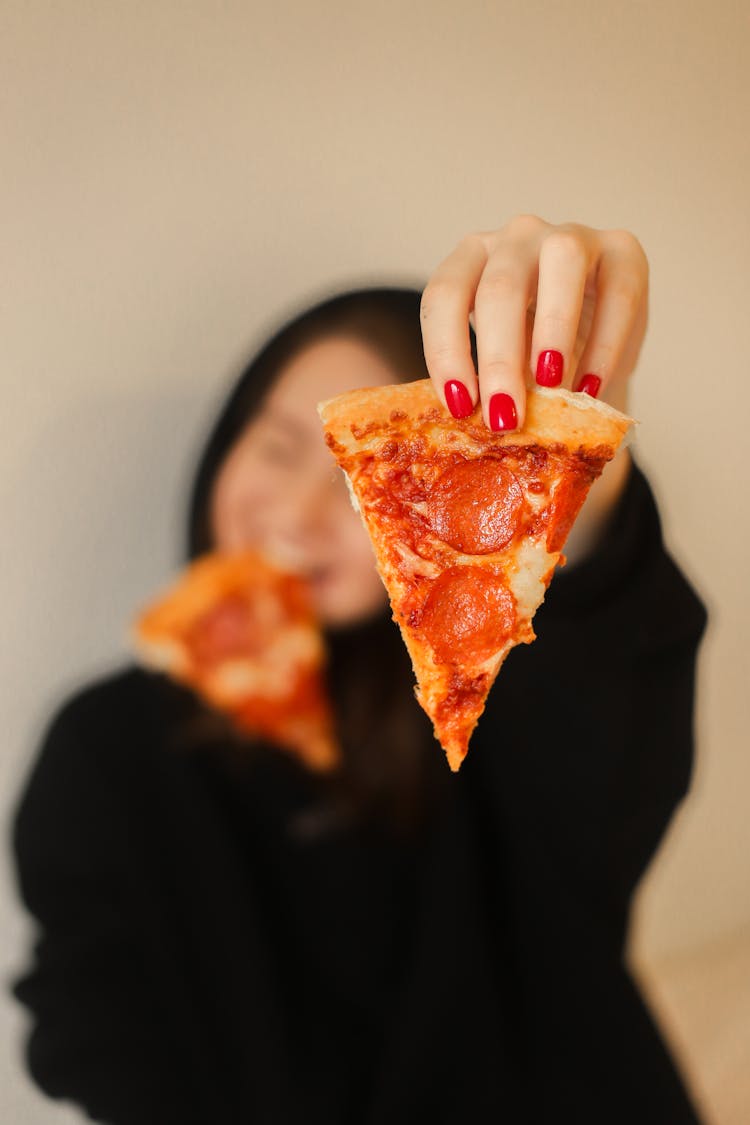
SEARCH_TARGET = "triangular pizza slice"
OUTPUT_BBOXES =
[319,379,632,771]
[132,549,339,772]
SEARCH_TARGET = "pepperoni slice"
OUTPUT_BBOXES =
[418,567,516,664]
[425,460,524,554]
[187,593,257,667]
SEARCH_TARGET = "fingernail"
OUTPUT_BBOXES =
[488,393,518,432]
[536,349,564,387]
[444,379,474,419]
[577,373,602,398]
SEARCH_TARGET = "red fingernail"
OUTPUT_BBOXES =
[536,349,564,387]
[488,393,518,432]
[444,380,474,419]
[577,373,602,398]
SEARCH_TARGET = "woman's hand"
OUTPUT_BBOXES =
[420,214,649,431]
[420,215,649,564]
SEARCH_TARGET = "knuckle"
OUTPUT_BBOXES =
[428,341,470,378]
[420,279,456,321]
[611,273,644,313]
[586,340,618,379]
[476,269,520,304]
[461,230,488,252]
[608,228,649,272]
[541,229,588,269]
[481,356,517,380]
[591,338,617,363]
[506,213,545,237]
[538,308,577,332]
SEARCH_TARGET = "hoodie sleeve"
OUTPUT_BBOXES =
[475,460,708,937]
[465,461,707,1123]
[10,693,216,1125]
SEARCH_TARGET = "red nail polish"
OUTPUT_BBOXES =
[577,373,602,398]
[444,380,473,419]
[488,393,518,432]
[536,349,564,387]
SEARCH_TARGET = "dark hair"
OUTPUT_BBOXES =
[187,287,430,560]
[183,287,447,834]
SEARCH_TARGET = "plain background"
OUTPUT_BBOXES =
[3,1,748,1121]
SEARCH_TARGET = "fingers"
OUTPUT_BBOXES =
[573,232,649,400]
[421,219,546,432]
[422,219,648,430]
[472,238,537,432]
[529,228,596,389]
[420,236,488,419]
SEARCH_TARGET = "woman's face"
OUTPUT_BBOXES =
[209,336,398,627]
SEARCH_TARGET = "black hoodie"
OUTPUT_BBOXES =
[11,306,707,1123]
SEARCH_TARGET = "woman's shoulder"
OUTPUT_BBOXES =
[13,667,197,858]
[43,663,190,741]
[20,665,193,802]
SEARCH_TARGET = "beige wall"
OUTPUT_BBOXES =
[3,2,748,1120]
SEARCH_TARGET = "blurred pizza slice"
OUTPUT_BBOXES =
[319,379,632,771]
[132,549,339,772]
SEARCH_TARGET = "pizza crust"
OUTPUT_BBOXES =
[319,378,633,461]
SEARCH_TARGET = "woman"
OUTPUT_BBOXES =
[12,217,707,1123]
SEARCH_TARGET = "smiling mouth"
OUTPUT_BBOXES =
[308,565,335,589]
[263,541,310,572]
[261,541,333,585]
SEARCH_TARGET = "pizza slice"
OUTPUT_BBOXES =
[319,379,632,771]
[131,549,339,772]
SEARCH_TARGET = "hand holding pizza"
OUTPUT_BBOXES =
[420,214,649,432]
